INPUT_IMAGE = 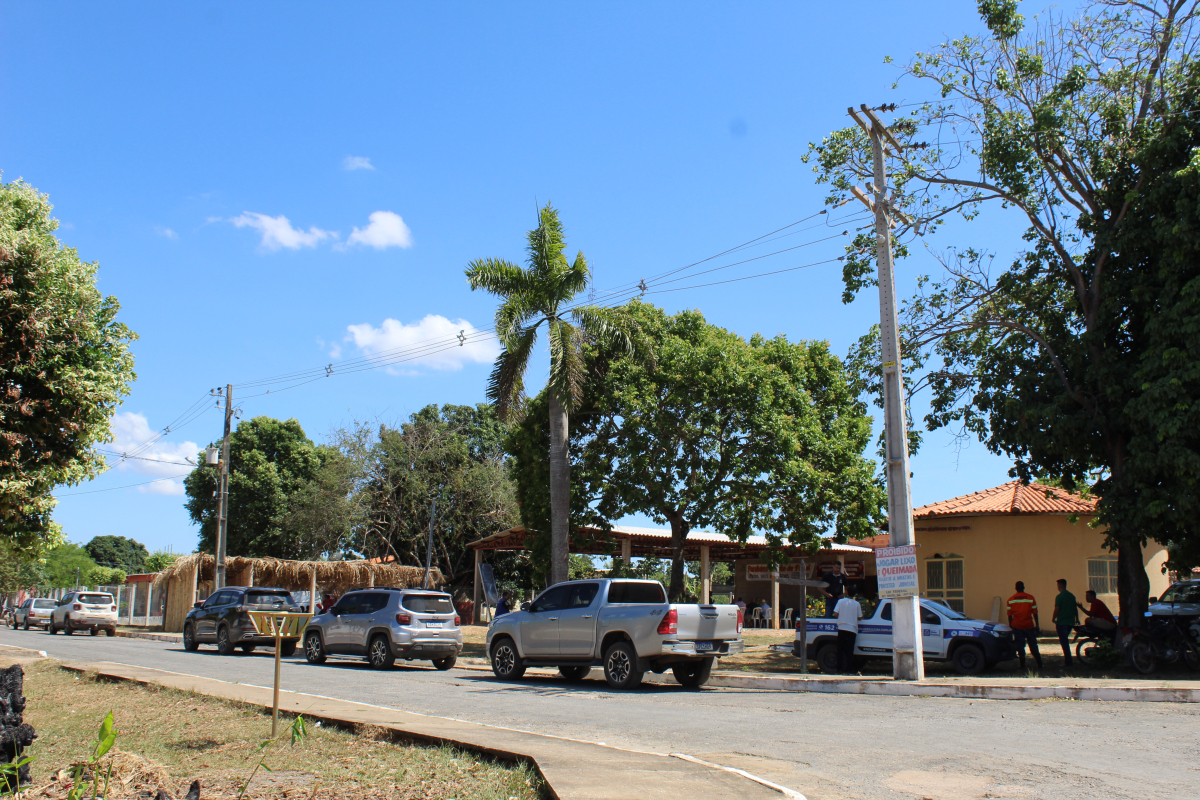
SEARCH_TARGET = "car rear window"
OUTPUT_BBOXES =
[245,592,294,607]
[401,594,453,614]
[79,594,113,605]
[606,582,666,604]
[34,599,57,609]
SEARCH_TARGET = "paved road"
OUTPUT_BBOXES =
[3,627,1195,800]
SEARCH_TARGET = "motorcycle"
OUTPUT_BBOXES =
[1072,623,1117,667]
[1126,613,1200,675]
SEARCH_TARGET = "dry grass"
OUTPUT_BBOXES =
[10,659,545,800]
[155,555,443,595]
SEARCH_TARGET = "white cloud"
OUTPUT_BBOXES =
[106,412,199,495]
[343,155,375,171]
[230,212,338,251]
[343,211,412,250]
[345,315,499,373]
[155,226,178,240]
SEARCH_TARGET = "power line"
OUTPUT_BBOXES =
[56,474,191,497]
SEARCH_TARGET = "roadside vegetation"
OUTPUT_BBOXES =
[10,659,545,800]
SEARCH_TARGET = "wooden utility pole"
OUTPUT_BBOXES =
[847,103,924,681]
[215,384,233,590]
[422,497,436,589]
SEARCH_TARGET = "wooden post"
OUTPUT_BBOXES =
[620,537,632,566]
[368,571,375,588]
[308,569,317,615]
[128,582,137,625]
[272,627,282,738]
[700,546,711,604]
[771,571,780,629]
[247,565,255,588]
[190,560,199,607]
[473,549,482,626]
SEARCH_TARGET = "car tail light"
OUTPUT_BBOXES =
[73,604,82,611]
[657,608,678,635]
[454,615,461,626]
[737,608,744,634]
[111,606,117,612]
[396,613,411,625]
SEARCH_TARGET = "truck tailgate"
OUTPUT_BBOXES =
[673,604,740,640]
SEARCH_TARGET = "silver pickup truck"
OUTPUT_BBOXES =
[486,578,744,689]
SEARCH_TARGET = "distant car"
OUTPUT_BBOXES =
[48,592,117,636]
[303,588,462,670]
[13,598,58,630]
[1148,579,1200,620]
[183,586,303,656]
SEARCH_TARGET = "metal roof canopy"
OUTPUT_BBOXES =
[467,525,874,561]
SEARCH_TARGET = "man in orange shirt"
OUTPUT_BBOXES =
[1006,581,1043,670]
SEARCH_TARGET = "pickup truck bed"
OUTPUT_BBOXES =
[487,578,744,689]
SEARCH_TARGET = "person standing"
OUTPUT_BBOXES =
[1006,581,1042,670]
[1052,578,1079,668]
[495,592,513,617]
[833,587,862,674]
[820,563,847,618]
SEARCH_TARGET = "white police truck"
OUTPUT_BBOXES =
[793,596,1018,675]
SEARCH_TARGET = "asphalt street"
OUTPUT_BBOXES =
[2,626,1194,800]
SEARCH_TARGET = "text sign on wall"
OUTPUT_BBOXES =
[876,545,919,598]
[746,563,806,581]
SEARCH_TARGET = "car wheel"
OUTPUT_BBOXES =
[183,624,199,652]
[558,665,589,682]
[603,640,644,690]
[241,643,257,654]
[280,639,298,659]
[672,658,714,688]
[1182,639,1200,672]
[64,623,74,636]
[304,632,326,664]
[105,628,115,637]
[368,635,395,670]
[89,627,99,636]
[490,638,526,680]
[216,626,236,656]
[952,643,986,676]
[1130,640,1157,674]
[48,621,57,635]
[816,643,839,674]
[432,656,457,671]
[22,619,29,631]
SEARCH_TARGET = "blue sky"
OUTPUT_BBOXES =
[2,2,1025,554]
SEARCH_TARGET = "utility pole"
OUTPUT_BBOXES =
[422,497,436,590]
[848,103,924,681]
[215,384,233,590]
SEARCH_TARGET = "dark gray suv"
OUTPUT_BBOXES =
[303,588,462,670]
[182,586,303,656]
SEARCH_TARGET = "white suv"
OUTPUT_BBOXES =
[49,591,118,636]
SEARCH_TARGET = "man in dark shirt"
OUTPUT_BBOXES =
[1052,578,1079,668]
[821,563,847,618]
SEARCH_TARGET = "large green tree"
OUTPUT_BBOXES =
[357,404,521,592]
[84,535,148,573]
[805,0,1200,625]
[184,416,323,559]
[0,177,137,552]
[466,204,645,585]
[511,302,884,600]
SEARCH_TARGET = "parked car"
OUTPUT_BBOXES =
[303,588,462,670]
[487,578,744,690]
[1148,579,1200,623]
[48,592,117,636]
[12,597,58,630]
[183,586,303,655]
[793,596,1017,675]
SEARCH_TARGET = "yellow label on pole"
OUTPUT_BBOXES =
[882,361,896,368]
[246,611,313,638]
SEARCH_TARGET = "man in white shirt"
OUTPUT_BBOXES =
[833,588,863,674]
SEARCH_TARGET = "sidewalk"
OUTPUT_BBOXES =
[0,646,798,800]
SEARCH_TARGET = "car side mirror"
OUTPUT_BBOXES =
[1149,597,1157,604]
[521,602,531,611]
[193,602,203,609]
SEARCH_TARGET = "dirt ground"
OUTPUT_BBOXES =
[8,659,545,800]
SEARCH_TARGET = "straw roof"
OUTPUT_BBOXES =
[154,553,443,592]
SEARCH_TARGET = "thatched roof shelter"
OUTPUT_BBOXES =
[155,553,442,593]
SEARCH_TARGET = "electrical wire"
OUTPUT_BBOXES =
[56,474,191,497]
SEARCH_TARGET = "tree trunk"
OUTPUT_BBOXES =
[548,391,570,586]
[1115,527,1150,630]
[666,513,690,602]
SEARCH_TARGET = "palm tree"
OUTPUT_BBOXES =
[466,203,643,585]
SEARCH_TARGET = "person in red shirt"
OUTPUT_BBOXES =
[1076,589,1117,631]
[1006,581,1043,670]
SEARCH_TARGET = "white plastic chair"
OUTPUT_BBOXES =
[782,608,794,628]
[750,607,765,628]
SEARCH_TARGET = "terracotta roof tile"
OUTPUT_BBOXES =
[913,481,1097,518]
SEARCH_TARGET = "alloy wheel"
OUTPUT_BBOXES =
[494,644,516,676]
[306,634,323,662]
[606,649,631,683]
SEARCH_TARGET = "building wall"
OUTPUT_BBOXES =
[915,514,1170,621]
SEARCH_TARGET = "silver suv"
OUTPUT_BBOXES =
[302,588,462,670]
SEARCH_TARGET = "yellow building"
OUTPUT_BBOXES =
[906,481,1170,622]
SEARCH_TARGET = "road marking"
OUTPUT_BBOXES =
[671,753,807,799]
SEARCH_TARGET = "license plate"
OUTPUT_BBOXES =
[426,621,443,628]
[695,641,714,651]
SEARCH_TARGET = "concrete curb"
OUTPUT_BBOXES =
[115,630,181,643]
[42,657,800,800]
[702,671,1200,702]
